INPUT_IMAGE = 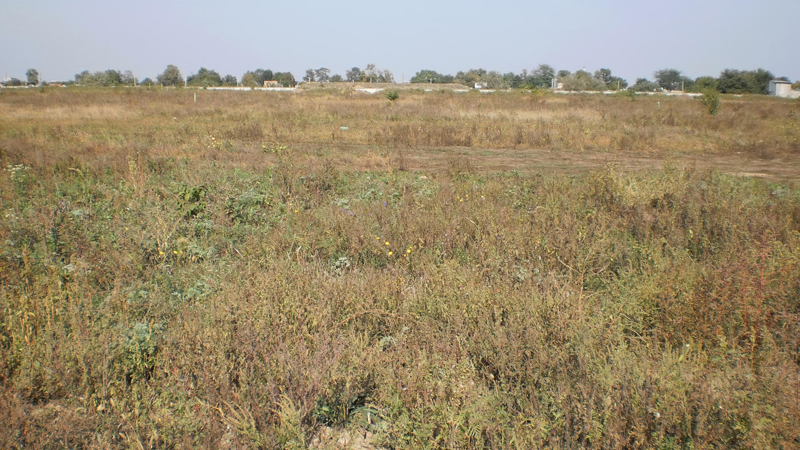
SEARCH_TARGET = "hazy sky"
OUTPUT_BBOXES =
[2,0,798,83]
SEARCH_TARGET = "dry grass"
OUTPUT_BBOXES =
[0,87,799,449]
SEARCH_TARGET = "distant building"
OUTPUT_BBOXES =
[769,80,800,99]
[263,80,279,87]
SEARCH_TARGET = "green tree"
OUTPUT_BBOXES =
[274,72,296,87]
[630,78,659,92]
[187,67,222,87]
[122,70,135,85]
[241,72,257,87]
[157,65,183,87]
[242,69,274,87]
[410,69,453,84]
[104,70,123,86]
[716,68,775,95]
[26,68,39,85]
[560,71,605,91]
[411,69,441,83]
[654,68,689,91]
[593,68,627,90]
[74,70,93,85]
[526,64,555,88]
[691,76,718,92]
[484,71,509,89]
[303,69,316,82]
[455,68,487,86]
[330,74,343,82]
[222,74,237,86]
[346,67,362,82]
[315,68,331,82]
[742,68,774,94]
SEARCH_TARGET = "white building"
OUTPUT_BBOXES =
[768,80,800,99]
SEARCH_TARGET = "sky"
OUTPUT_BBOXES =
[2,0,798,84]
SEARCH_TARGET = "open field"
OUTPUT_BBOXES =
[1,88,799,448]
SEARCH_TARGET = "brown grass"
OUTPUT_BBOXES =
[0,87,799,449]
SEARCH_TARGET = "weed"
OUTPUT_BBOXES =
[1,88,799,449]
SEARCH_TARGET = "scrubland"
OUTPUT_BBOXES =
[1,87,799,448]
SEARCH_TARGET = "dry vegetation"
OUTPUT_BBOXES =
[1,87,799,449]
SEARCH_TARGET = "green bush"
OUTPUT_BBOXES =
[701,88,720,115]
[385,90,399,101]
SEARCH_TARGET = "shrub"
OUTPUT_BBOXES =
[701,88,720,115]
[385,90,399,101]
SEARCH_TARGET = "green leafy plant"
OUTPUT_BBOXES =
[177,184,207,218]
[701,88,720,115]
[385,90,399,101]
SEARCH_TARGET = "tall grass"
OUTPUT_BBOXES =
[0,88,799,448]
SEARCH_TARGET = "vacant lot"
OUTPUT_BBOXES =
[1,88,799,448]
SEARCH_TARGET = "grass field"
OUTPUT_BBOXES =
[1,87,799,448]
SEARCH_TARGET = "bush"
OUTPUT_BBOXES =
[385,90,399,101]
[701,89,720,115]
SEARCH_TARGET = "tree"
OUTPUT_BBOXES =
[411,69,453,84]
[654,68,690,91]
[303,69,316,82]
[593,68,628,90]
[529,64,556,88]
[242,69,274,87]
[241,72,257,87]
[75,70,92,85]
[187,68,223,87]
[743,68,774,94]
[346,67,362,82]
[26,68,39,86]
[455,69,487,86]
[73,70,125,86]
[557,70,572,79]
[504,72,524,88]
[254,69,274,83]
[484,71,508,89]
[630,78,659,92]
[330,74,343,82]
[363,64,377,82]
[379,69,394,83]
[315,68,331,82]
[222,74,237,86]
[716,68,775,95]
[157,65,183,87]
[274,72,296,87]
[691,76,718,92]
[560,71,605,91]
[594,68,613,86]
[121,70,135,85]
[104,70,123,86]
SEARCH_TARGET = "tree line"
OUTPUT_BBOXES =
[4,64,798,94]
[410,66,796,94]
